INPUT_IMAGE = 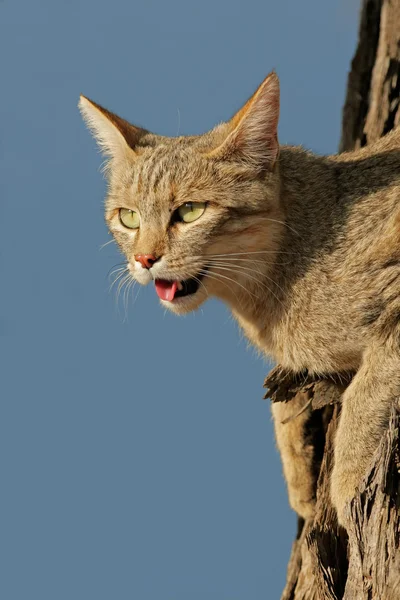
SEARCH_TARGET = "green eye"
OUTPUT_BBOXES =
[119,208,140,229]
[177,201,206,223]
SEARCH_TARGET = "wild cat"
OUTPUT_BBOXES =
[79,72,400,525]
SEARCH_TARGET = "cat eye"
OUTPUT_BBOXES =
[176,201,206,224]
[119,208,140,229]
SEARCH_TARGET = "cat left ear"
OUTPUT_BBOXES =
[210,72,280,171]
[78,95,147,160]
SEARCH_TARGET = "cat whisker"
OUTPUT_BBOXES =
[198,269,244,309]
[122,276,132,319]
[99,239,117,251]
[132,284,142,308]
[206,260,285,292]
[109,268,129,293]
[205,257,292,267]
[116,273,131,306]
[109,266,127,279]
[191,275,209,298]
[205,262,284,306]
[107,262,128,279]
[205,257,271,265]
[200,268,259,306]
[167,254,291,278]
[122,276,136,322]
[202,250,297,258]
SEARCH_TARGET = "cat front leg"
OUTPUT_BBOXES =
[331,341,400,526]
[272,392,320,520]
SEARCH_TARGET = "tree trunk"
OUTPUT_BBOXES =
[267,2,400,598]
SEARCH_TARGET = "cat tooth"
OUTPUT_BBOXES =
[177,281,184,291]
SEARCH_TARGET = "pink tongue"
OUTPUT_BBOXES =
[155,279,178,301]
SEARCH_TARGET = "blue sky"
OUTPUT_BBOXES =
[1,1,359,598]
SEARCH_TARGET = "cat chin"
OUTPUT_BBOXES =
[160,291,206,315]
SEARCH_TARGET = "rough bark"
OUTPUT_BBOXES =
[340,0,400,152]
[269,2,400,598]
[264,370,400,600]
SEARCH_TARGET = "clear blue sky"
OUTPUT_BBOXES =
[1,1,359,598]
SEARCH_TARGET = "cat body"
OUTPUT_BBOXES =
[242,140,400,374]
[79,73,400,525]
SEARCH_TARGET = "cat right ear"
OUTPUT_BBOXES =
[78,96,146,160]
[208,72,280,172]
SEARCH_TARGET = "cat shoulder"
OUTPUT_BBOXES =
[333,126,400,164]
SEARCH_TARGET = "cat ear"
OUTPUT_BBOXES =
[210,72,280,171]
[78,95,146,160]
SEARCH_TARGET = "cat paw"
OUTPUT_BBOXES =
[330,467,359,527]
[289,493,316,520]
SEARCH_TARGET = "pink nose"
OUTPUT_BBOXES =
[135,253,158,269]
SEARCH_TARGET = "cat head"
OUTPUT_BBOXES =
[79,72,283,315]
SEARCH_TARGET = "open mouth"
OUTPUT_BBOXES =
[154,272,205,302]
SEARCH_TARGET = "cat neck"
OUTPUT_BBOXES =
[225,145,338,356]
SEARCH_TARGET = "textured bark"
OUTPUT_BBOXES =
[264,371,400,600]
[270,2,400,598]
[340,0,400,152]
